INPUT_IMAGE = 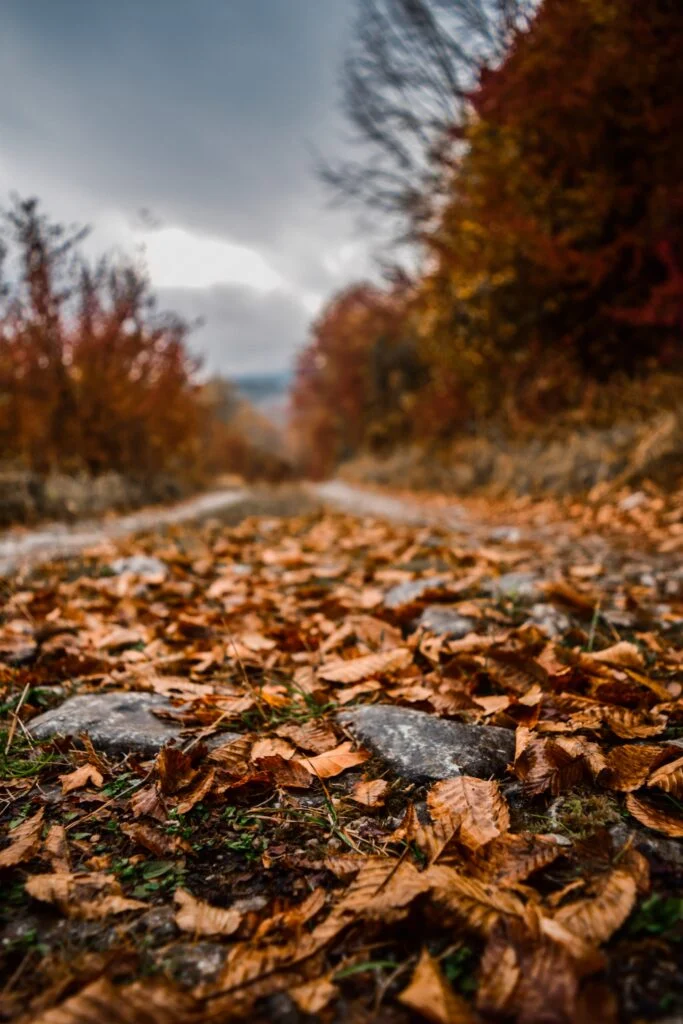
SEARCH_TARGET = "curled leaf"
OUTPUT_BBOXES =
[174,888,241,937]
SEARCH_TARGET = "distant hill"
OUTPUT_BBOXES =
[233,372,291,407]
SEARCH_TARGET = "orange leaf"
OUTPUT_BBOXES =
[399,948,479,1023]
[174,888,242,937]
[0,808,44,869]
[350,779,389,807]
[318,646,412,683]
[298,741,370,778]
[626,793,683,836]
[59,763,104,794]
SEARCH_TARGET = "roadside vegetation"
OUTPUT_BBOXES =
[292,0,683,489]
[0,197,289,523]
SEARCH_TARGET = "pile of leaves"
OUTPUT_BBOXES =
[1,499,682,1022]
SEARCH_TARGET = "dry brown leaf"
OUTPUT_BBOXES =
[626,793,683,836]
[254,887,326,939]
[318,646,412,684]
[59,763,104,794]
[335,856,431,921]
[398,948,479,1024]
[299,741,370,778]
[468,832,564,886]
[427,777,510,853]
[250,737,296,760]
[207,734,253,773]
[553,867,638,945]
[647,754,683,798]
[130,784,166,822]
[254,754,313,789]
[175,768,216,814]
[427,864,525,936]
[543,579,598,612]
[121,822,190,857]
[601,706,667,740]
[174,887,242,937]
[25,871,146,918]
[155,746,197,794]
[350,778,389,808]
[584,641,644,670]
[275,719,338,754]
[514,735,589,797]
[477,920,584,1023]
[43,824,70,872]
[0,807,44,869]
[28,977,194,1024]
[599,744,673,791]
[290,977,339,1015]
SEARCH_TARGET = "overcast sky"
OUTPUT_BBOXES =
[0,0,371,376]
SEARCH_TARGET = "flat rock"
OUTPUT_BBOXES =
[488,571,541,601]
[338,704,515,782]
[29,691,239,757]
[417,605,476,639]
[384,577,447,610]
[110,555,167,578]
[525,602,570,638]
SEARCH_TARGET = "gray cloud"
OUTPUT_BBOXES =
[0,0,369,374]
[158,285,311,377]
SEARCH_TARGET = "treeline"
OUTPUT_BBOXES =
[0,198,286,487]
[292,0,683,477]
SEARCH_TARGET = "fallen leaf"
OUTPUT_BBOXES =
[599,744,672,791]
[130,784,166,822]
[399,948,479,1023]
[299,741,370,778]
[156,746,197,795]
[553,867,639,945]
[584,641,644,670]
[275,720,338,754]
[254,754,313,788]
[626,793,683,836]
[318,646,412,684]
[25,871,146,918]
[59,763,104,794]
[427,864,525,936]
[175,768,216,814]
[647,754,683,799]
[350,779,389,807]
[44,823,71,872]
[174,887,242,936]
[427,776,510,853]
[250,737,296,760]
[0,808,44,869]
[28,977,194,1024]
[121,822,189,857]
[290,977,339,1015]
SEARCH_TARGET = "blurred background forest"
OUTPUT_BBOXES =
[1,0,681,521]
[291,0,683,492]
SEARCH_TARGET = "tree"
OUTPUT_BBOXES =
[322,0,535,240]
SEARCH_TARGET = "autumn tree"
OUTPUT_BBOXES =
[322,0,535,241]
[291,283,424,476]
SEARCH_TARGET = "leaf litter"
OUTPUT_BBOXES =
[0,493,682,1022]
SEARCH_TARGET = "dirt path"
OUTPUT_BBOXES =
[0,487,248,576]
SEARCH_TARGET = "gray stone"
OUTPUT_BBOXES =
[384,577,447,610]
[526,602,570,638]
[28,690,240,757]
[488,571,541,601]
[164,941,226,986]
[110,555,167,578]
[610,822,683,873]
[417,605,476,639]
[338,704,515,782]
[489,526,522,544]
